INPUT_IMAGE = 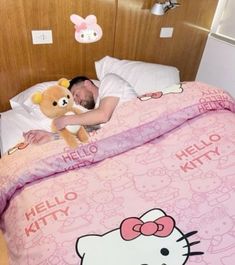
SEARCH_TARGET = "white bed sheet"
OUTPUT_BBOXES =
[0,108,51,156]
[0,104,90,156]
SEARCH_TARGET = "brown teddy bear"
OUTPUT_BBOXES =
[31,78,89,148]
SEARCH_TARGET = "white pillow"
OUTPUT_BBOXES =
[10,79,100,119]
[95,56,180,96]
[10,81,57,111]
[0,108,52,155]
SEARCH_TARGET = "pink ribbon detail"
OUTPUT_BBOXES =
[75,22,87,32]
[120,216,175,241]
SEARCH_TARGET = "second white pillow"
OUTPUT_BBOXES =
[95,56,180,96]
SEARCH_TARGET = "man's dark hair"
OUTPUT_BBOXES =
[68,76,94,90]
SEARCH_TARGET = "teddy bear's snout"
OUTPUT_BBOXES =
[58,97,69,108]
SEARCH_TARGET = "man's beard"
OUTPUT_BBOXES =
[82,98,95,110]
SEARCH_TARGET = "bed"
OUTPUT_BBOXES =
[0,57,235,265]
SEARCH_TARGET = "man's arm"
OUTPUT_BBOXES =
[54,96,120,131]
[23,130,58,144]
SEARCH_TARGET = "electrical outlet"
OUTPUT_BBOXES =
[160,27,174,38]
[31,30,53,44]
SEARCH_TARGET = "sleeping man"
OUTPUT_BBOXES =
[23,74,137,144]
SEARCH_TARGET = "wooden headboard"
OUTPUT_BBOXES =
[0,0,218,112]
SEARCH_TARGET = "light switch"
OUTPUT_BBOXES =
[31,30,53,44]
[160,27,174,38]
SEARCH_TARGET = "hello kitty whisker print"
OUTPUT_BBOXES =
[183,251,204,257]
[176,230,198,242]
[183,240,200,247]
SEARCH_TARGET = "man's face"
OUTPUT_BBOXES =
[70,83,95,109]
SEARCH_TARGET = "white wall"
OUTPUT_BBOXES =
[196,34,235,98]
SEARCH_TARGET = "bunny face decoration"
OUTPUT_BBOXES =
[70,14,103,43]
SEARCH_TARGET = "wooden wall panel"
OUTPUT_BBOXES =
[22,0,84,81]
[0,0,218,112]
[82,0,117,78]
[0,0,116,112]
[0,0,34,112]
[114,0,218,81]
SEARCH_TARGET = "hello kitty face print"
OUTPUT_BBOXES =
[70,14,103,43]
[76,208,204,265]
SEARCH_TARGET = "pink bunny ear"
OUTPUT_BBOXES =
[85,15,97,24]
[70,14,84,25]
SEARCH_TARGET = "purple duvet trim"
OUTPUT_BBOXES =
[0,99,234,216]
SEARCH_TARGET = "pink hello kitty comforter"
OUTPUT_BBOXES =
[0,82,235,265]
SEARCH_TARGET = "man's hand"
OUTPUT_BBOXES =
[23,130,55,144]
[53,115,73,131]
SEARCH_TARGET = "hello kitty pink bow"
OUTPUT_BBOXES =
[120,216,175,241]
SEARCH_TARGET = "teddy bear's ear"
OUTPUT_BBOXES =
[32,92,43,104]
[58,78,70,88]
